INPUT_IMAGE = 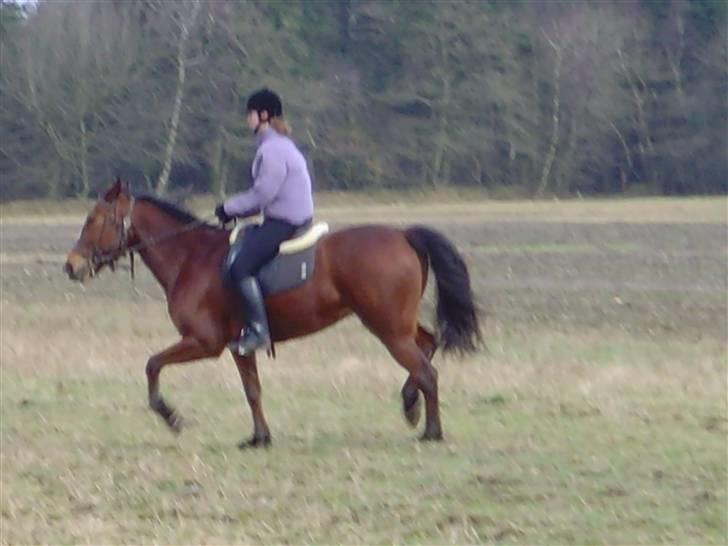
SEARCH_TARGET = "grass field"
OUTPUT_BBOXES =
[1,197,726,544]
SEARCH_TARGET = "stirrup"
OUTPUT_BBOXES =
[231,326,270,356]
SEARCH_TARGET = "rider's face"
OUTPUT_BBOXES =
[247,110,259,131]
[247,110,270,132]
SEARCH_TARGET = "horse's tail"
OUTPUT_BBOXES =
[405,226,482,355]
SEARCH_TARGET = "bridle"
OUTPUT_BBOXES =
[88,196,136,277]
[87,195,216,279]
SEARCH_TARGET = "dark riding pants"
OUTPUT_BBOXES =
[223,218,300,283]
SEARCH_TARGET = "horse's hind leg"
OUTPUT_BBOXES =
[402,325,438,428]
[416,324,438,360]
[146,337,209,433]
[232,352,271,448]
[387,336,442,441]
[401,375,420,428]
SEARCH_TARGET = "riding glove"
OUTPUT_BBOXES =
[215,204,233,224]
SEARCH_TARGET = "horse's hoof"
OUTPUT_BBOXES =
[403,396,421,428]
[237,435,272,449]
[419,430,443,442]
[167,412,184,434]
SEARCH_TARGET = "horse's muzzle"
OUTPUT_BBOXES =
[63,261,79,281]
[64,252,90,282]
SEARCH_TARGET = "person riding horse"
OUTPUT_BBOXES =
[64,94,480,445]
[215,89,314,356]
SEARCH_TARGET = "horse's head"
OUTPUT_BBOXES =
[64,178,135,282]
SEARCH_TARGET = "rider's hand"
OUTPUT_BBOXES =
[214,204,232,224]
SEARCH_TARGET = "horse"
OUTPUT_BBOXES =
[63,179,482,447]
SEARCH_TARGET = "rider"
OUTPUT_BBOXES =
[215,88,314,355]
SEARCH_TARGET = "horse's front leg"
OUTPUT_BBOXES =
[146,337,212,433]
[232,352,272,448]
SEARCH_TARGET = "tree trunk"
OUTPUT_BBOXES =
[431,26,451,187]
[431,76,450,187]
[155,0,201,196]
[610,120,634,189]
[666,14,685,107]
[210,133,229,199]
[537,43,562,197]
[617,48,656,188]
[79,117,89,197]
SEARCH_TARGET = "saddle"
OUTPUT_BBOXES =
[229,219,329,296]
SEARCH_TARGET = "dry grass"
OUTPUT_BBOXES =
[1,194,726,224]
[1,199,726,544]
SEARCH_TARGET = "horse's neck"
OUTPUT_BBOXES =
[131,202,191,293]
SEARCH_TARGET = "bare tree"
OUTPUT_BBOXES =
[536,29,563,197]
[1,1,145,196]
[155,0,202,196]
[531,3,633,195]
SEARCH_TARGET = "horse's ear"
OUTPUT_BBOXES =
[103,178,123,202]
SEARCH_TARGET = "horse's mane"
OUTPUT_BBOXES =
[134,194,218,228]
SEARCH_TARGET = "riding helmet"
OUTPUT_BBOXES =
[246,88,283,118]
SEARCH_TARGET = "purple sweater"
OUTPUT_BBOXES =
[223,128,314,225]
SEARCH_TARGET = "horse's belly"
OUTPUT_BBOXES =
[266,278,350,343]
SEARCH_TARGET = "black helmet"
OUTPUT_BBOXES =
[246,88,283,118]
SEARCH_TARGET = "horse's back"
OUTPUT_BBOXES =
[321,224,424,302]
[323,224,408,250]
[265,223,426,342]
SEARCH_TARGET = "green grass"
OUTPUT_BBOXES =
[1,200,726,544]
[2,331,725,544]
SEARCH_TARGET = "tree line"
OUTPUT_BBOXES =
[0,0,725,201]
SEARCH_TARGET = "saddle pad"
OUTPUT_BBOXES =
[258,246,317,296]
[227,220,330,296]
[229,220,329,251]
[279,222,329,254]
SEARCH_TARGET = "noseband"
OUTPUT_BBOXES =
[89,197,136,277]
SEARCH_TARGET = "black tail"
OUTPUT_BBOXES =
[406,226,482,354]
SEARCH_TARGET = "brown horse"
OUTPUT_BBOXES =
[64,179,481,447]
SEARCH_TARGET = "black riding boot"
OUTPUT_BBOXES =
[231,277,271,356]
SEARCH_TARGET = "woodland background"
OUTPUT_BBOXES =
[0,0,726,201]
